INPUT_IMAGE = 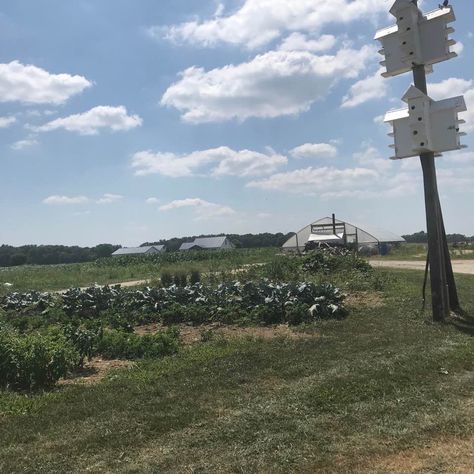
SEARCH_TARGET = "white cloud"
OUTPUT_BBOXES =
[443,151,474,164]
[162,46,375,123]
[159,0,391,49]
[247,166,379,196]
[96,194,123,204]
[278,33,337,52]
[354,143,393,173]
[0,60,91,104]
[0,116,16,128]
[341,68,388,108]
[159,198,236,220]
[452,41,464,56]
[131,146,287,178]
[33,106,143,135]
[428,77,474,133]
[43,195,89,205]
[146,197,161,205]
[11,137,39,150]
[290,143,337,159]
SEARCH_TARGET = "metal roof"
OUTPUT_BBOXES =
[179,236,231,250]
[194,236,228,248]
[112,245,164,256]
[179,242,201,251]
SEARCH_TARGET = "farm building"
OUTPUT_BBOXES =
[112,245,165,257]
[282,216,405,254]
[179,236,235,251]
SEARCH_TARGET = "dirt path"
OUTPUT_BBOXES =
[370,259,474,275]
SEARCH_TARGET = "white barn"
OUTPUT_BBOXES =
[112,245,165,257]
[179,236,235,251]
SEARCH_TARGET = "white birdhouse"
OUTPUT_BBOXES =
[375,1,457,77]
[384,85,467,160]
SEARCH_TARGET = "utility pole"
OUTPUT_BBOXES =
[376,0,467,322]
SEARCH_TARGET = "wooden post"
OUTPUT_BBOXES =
[412,64,450,322]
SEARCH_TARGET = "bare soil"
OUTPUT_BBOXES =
[59,359,135,386]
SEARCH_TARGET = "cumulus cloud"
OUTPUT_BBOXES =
[354,143,393,172]
[146,197,161,205]
[161,46,375,123]
[43,195,89,205]
[0,61,91,104]
[290,143,337,159]
[158,0,391,49]
[131,146,287,178]
[96,194,123,204]
[0,116,16,128]
[341,68,388,108]
[278,33,337,52]
[428,77,474,133]
[33,106,143,135]
[11,137,39,150]
[247,166,379,196]
[159,198,236,220]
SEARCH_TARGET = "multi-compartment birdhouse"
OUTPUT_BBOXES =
[384,85,467,160]
[375,0,457,78]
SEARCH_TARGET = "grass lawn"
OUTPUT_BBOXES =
[0,268,473,473]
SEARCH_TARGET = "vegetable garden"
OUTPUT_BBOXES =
[0,250,377,390]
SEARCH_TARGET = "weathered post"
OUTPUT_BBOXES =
[375,0,467,321]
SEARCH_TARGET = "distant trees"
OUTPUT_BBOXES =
[0,244,120,268]
[403,231,474,244]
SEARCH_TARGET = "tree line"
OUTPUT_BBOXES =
[0,244,120,268]
[402,231,474,244]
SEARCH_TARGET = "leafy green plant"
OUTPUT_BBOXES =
[96,328,180,360]
[160,271,173,287]
[63,324,103,367]
[0,325,79,390]
[190,270,201,285]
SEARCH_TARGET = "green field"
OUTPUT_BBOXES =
[0,251,473,473]
[0,248,278,295]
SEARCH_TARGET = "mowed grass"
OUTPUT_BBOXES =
[0,269,473,473]
[0,248,277,294]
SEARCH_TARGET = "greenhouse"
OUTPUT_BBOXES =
[282,216,406,253]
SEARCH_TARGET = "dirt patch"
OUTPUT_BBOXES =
[135,323,316,346]
[59,358,134,386]
[346,291,385,309]
[369,436,474,474]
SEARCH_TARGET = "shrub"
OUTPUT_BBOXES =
[285,303,311,326]
[173,272,188,287]
[302,250,372,275]
[250,305,284,325]
[97,328,180,360]
[0,326,79,390]
[160,271,173,287]
[190,270,201,285]
[63,324,103,367]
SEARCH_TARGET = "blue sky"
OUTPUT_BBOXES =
[1,0,473,246]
